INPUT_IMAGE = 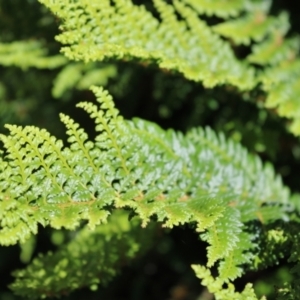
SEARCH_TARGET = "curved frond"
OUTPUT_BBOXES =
[0,87,293,285]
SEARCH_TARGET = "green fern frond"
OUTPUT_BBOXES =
[0,86,294,287]
[38,0,300,137]
[247,34,299,66]
[52,63,83,99]
[253,228,289,272]
[260,58,300,135]
[38,0,255,89]
[272,223,300,299]
[182,0,245,18]
[52,62,117,99]
[202,207,242,267]
[213,11,288,46]
[10,211,156,299]
[239,8,300,135]
[0,40,66,70]
[184,0,273,18]
[1,0,300,297]
[192,265,266,300]
[218,230,255,281]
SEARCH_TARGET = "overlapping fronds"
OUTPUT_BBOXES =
[1,0,300,298]
[10,211,156,299]
[0,39,117,102]
[192,265,266,300]
[39,0,300,136]
[0,87,293,288]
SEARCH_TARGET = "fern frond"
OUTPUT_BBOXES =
[0,40,66,70]
[52,62,117,99]
[0,87,293,285]
[218,230,255,281]
[247,34,299,66]
[38,0,255,89]
[260,58,300,135]
[38,0,300,137]
[252,228,288,272]
[192,265,265,300]
[10,211,156,299]
[202,207,242,267]
[2,0,300,297]
[182,0,245,18]
[213,11,288,46]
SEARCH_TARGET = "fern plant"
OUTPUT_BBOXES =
[1,0,300,299]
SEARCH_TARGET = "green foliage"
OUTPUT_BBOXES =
[38,0,300,136]
[39,0,255,89]
[0,0,300,299]
[0,41,66,70]
[10,211,156,299]
[192,264,266,300]
[0,85,296,298]
[52,62,117,100]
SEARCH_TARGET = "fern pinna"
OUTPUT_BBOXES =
[0,0,300,299]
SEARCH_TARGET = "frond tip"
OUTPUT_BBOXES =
[192,265,265,300]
